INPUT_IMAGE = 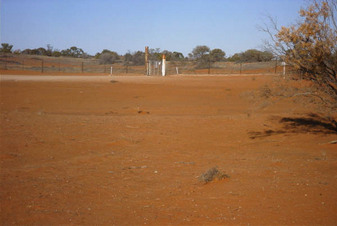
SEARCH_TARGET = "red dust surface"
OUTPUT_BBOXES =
[1,73,336,225]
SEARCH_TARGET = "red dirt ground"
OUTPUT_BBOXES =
[1,72,336,225]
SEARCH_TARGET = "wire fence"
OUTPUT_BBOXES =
[0,54,295,75]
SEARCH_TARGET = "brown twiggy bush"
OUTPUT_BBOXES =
[262,0,337,106]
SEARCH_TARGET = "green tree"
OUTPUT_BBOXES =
[149,48,162,61]
[36,47,47,56]
[191,45,210,60]
[190,45,211,68]
[0,43,13,53]
[210,48,225,62]
[260,51,274,61]
[227,49,273,62]
[227,53,241,62]
[161,50,173,61]
[22,49,32,55]
[46,44,53,56]
[69,46,85,57]
[52,49,61,57]
[123,52,133,65]
[13,49,21,55]
[171,51,184,61]
[132,51,145,65]
[98,50,120,64]
[61,46,86,58]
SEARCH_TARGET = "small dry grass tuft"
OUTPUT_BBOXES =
[199,167,230,184]
[258,85,272,98]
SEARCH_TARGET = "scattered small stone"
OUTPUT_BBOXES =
[175,161,195,165]
[125,165,147,170]
[137,110,150,114]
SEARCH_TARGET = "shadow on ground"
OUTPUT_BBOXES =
[249,113,337,139]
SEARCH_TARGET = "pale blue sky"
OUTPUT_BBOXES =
[1,0,305,56]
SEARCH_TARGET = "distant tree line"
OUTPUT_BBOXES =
[0,43,89,58]
[227,49,274,62]
[1,43,274,67]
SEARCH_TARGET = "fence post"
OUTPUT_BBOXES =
[208,60,211,74]
[4,55,7,70]
[145,46,149,75]
[275,59,278,73]
[81,62,84,73]
[240,62,242,74]
[41,60,44,73]
[22,59,24,70]
[282,61,286,78]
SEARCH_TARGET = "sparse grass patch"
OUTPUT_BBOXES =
[259,85,272,98]
[199,167,230,184]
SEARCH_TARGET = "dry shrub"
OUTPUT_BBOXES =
[262,1,337,103]
[199,167,229,184]
[259,85,272,98]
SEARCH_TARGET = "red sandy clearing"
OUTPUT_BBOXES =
[1,73,336,225]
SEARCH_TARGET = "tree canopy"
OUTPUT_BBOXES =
[210,48,226,62]
[96,49,120,64]
[0,43,13,53]
[263,0,337,102]
[227,49,273,62]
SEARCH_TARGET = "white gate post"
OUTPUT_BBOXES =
[282,61,286,78]
[162,54,166,76]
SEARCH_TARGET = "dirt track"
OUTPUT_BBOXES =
[1,73,336,225]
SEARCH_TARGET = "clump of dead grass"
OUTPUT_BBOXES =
[199,167,230,184]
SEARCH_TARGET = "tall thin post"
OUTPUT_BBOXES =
[208,60,211,74]
[282,61,286,78]
[41,60,44,73]
[240,62,242,74]
[162,54,166,76]
[4,55,7,70]
[81,62,84,73]
[145,46,149,75]
[274,58,278,73]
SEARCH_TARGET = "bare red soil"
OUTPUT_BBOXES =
[1,73,336,225]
